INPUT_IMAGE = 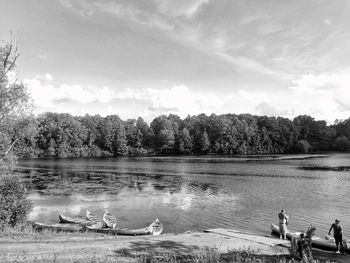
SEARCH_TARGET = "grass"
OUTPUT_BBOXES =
[0,225,343,263]
[0,223,115,242]
[135,248,339,263]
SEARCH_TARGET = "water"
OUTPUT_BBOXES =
[16,153,350,236]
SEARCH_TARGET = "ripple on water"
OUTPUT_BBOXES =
[17,154,350,234]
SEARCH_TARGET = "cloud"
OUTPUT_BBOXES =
[290,72,350,112]
[38,53,48,60]
[324,19,331,25]
[253,72,350,123]
[24,74,225,121]
[24,74,117,110]
[155,0,210,17]
[24,71,350,124]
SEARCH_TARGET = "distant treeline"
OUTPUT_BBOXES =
[2,112,350,158]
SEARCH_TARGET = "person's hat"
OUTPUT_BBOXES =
[335,219,340,223]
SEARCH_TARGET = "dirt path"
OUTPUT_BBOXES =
[0,229,290,262]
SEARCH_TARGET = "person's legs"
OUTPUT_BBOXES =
[281,224,287,239]
[335,237,341,253]
[279,224,283,239]
[283,225,288,239]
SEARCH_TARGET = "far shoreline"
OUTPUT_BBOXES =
[17,152,334,161]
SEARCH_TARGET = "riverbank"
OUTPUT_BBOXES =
[0,227,347,262]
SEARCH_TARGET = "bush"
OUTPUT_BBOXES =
[294,140,311,153]
[0,174,32,228]
[333,136,350,151]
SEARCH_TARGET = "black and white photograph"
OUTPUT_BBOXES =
[1,0,350,262]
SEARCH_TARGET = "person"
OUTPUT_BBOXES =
[278,209,289,239]
[297,233,313,261]
[328,219,343,254]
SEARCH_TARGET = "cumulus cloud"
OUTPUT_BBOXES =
[252,72,350,123]
[24,74,117,112]
[24,72,350,123]
[24,74,225,120]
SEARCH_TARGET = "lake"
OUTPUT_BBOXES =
[16,153,350,236]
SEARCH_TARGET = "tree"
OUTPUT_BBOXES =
[150,115,176,153]
[333,136,350,151]
[200,130,210,153]
[294,140,311,153]
[0,174,32,228]
[0,38,30,158]
[178,128,192,154]
[0,38,32,227]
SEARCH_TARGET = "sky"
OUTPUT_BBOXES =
[1,0,350,123]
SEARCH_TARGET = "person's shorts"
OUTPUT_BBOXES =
[335,235,343,246]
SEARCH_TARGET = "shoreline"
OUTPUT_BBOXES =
[1,227,347,262]
[0,228,289,262]
[16,153,333,161]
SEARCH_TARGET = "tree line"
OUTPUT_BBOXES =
[2,112,350,159]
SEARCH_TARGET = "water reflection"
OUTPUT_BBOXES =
[17,154,350,235]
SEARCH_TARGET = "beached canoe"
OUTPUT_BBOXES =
[87,218,163,236]
[86,210,107,228]
[271,223,349,252]
[59,214,101,227]
[102,210,117,229]
[86,210,100,223]
[32,222,86,232]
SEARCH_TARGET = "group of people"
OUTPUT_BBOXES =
[278,209,345,254]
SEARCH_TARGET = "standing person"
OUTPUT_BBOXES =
[328,219,343,254]
[297,233,313,261]
[278,209,289,239]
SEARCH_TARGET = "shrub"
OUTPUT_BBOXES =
[294,140,311,153]
[0,174,32,228]
[333,136,350,151]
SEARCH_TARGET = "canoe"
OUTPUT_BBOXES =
[86,210,107,228]
[102,210,117,229]
[32,221,86,232]
[271,223,350,252]
[87,218,163,236]
[58,214,100,226]
[86,210,101,223]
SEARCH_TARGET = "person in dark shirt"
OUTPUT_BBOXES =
[328,219,343,254]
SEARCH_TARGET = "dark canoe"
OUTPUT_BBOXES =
[271,223,350,252]
[102,210,117,229]
[59,214,103,227]
[32,222,86,232]
[87,218,163,236]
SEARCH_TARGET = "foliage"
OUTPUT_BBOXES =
[0,38,32,228]
[333,136,350,151]
[0,172,32,228]
[294,140,311,153]
[4,113,350,158]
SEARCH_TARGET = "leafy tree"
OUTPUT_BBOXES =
[150,115,176,153]
[179,128,192,154]
[102,115,128,156]
[136,117,153,148]
[0,38,32,227]
[334,118,350,140]
[200,130,210,153]
[333,136,350,151]
[79,114,104,156]
[0,174,32,228]
[0,39,30,157]
[294,139,311,153]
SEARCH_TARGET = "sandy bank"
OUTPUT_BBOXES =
[0,228,291,262]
